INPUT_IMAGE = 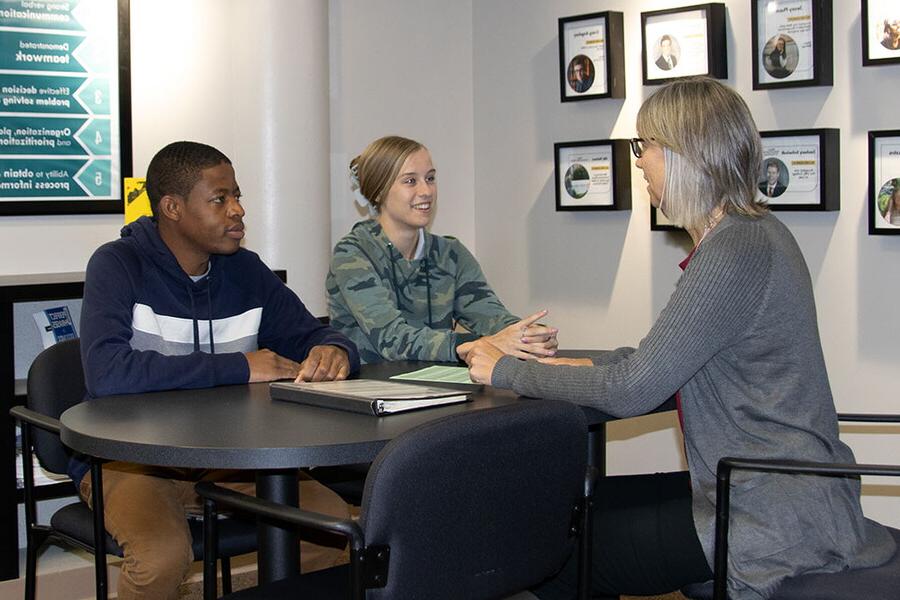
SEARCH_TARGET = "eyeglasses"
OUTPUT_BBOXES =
[630,138,647,159]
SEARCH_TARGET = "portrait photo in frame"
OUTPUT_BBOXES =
[558,11,625,101]
[0,0,132,216]
[641,3,727,85]
[554,139,631,211]
[751,0,833,89]
[758,129,840,211]
[868,130,900,235]
[862,0,900,66]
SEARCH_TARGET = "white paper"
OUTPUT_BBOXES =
[758,135,821,206]
[873,137,900,230]
[558,145,614,207]
[562,16,608,97]
[645,10,709,80]
[866,0,900,61]
[757,0,815,84]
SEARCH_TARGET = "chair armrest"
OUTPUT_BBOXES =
[712,456,900,600]
[195,481,365,549]
[837,413,900,424]
[10,405,61,435]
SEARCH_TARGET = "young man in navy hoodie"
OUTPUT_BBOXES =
[74,141,361,599]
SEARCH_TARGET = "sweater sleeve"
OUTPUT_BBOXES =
[80,246,250,398]
[256,266,360,372]
[492,223,772,417]
[328,238,465,361]
[450,240,520,336]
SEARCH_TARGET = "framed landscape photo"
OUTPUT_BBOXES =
[758,129,840,211]
[554,139,631,211]
[751,0,833,89]
[0,0,132,216]
[558,11,625,101]
[868,130,900,235]
[862,0,900,66]
[641,3,727,85]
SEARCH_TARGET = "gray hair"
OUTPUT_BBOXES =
[637,77,766,232]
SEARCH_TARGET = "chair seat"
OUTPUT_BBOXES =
[682,527,900,600]
[51,501,259,559]
[223,564,350,599]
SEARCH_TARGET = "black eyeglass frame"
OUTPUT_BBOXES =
[630,138,646,158]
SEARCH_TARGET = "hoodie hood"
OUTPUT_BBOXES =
[121,216,216,288]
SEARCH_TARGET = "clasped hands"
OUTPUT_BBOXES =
[457,309,563,385]
[245,345,350,383]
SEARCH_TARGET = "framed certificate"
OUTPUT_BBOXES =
[868,130,900,235]
[558,11,625,101]
[641,3,727,85]
[650,205,682,231]
[554,139,631,211]
[862,0,900,66]
[758,129,840,211]
[0,0,132,216]
[751,0,833,89]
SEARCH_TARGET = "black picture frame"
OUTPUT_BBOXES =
[862,0,900,66]
[751,0,833,89]
[558,11,625,101]
[641,3,727,86]
[554,139,631,211]
[0,0,132,216]
[758,128,840,211]
[868,130,900,235]
[650,205,682,231]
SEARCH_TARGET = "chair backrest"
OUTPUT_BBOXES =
[359,399,588,600]
[26,338,86,474]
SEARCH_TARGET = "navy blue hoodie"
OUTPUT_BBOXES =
[70,216,359,482]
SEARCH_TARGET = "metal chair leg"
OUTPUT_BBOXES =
[221,556,232,595]
[25,536,38,600]
[91,460,109,600]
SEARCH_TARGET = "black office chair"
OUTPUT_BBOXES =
[11,338,258,600]
[198,399,596,600]
[683,414,900,600]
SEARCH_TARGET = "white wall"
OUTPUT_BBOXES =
[328,0,476,249]
[0,0,332,313]
[471,0,900,526]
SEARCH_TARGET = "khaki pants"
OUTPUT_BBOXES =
[80,463,350,600]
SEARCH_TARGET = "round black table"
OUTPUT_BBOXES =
[59,361,519,584]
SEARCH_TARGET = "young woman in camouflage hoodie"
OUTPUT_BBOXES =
[326,135,558,364]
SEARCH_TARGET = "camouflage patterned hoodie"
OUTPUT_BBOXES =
[326,219,519,363]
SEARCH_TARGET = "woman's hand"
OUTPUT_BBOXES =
[484,309,558,360]
[459,339,505,385]
[537,356,592,367]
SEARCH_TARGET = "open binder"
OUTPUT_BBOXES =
[270,379,470,416]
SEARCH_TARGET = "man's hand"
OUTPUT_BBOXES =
[295,345,351,382]
[459,339,505,385]
[245,349,301,382]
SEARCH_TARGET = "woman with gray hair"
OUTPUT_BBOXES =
[461,77,895,599]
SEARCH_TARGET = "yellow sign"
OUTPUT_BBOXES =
[124,178,151,223]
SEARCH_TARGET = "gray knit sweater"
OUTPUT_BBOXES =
[493,213,895,599]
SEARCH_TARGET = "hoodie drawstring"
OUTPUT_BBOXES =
[188,285,200,352]
[207,277,215,354]
[387,242,433,328]
[187,279,216,354]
